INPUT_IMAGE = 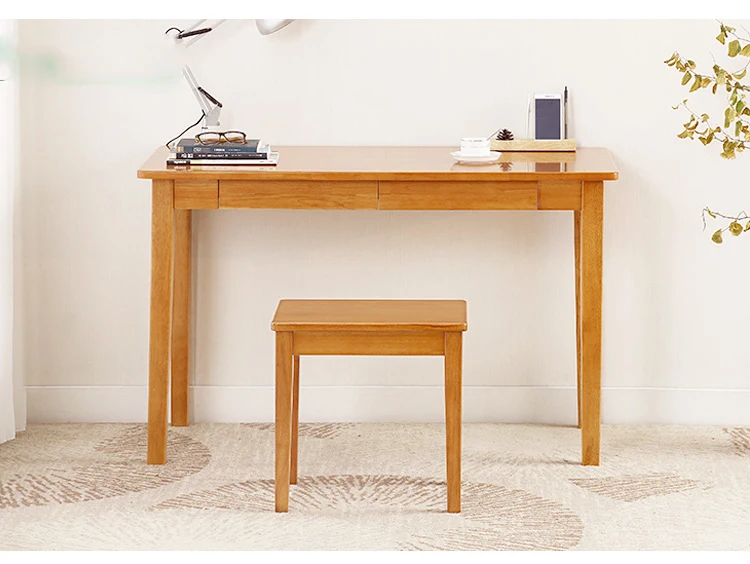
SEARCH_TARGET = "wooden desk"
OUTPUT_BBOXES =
[138,146,618,467]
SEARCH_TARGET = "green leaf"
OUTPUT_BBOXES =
[729,40,741,57]
[686,59,696,69]
[717,33,726,45]
[712,229,723,244]
[725,107,735,128]
[690,75,702,92]
[735,68,747,80]
[741,44,750,57]
[682,71,692,85]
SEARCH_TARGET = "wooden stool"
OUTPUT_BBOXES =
[271,299,467,514]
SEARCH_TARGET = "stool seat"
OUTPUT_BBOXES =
[272,299,467,332]
[271,299,466,514]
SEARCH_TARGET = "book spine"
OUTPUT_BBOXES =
[175,151,268,160]
[176,143,261,154]
[167,158,278,166]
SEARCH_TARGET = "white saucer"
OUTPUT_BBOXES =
[450,150,502,164]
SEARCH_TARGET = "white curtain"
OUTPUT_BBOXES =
[0,19,19,444]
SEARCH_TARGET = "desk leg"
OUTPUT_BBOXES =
[147,180,174,465]
[171,210,191,427]
[574,210,582,429]
[581,181,604,466]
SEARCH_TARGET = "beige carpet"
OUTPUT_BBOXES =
[1,423,749,550]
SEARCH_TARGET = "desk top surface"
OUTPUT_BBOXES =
[138,146,618,182]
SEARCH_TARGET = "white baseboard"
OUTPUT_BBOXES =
[25,385,750,426]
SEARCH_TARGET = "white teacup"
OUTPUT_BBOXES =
[460,137,490,157]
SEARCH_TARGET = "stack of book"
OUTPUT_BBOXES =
[167,138,279,166]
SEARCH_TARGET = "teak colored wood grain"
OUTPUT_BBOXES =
[275,331,294,512]
[379,181,537,210]
[220,180,378,210]
[272,299,466,513]
[174,180,219,209]
[272,300,467,332]
[170,210,191,427]
[444,332,463,513]
[581,181,604,465]
[139,145,617,470]
[147,180,174,465]
[290,355,300,485]
[292,331,445,356]
[538,181,582,211]
[574,210,582,430]
[138,146,618,182]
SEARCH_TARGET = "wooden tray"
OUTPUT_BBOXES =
[490,138,576,152]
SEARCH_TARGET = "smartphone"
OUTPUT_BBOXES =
[533,93,563,141]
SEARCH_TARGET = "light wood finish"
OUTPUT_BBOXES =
[581,182,604,465]
[290,355,300,485]
[538,181,582,211]
[221,180,378,210]
[141,145,617,468]
[147,180,174,465]
[379,181,537,211]
[498,151,577,164]
[293,331,445,356]
[574,210,582,429]
[171,210,191,427]
[275,332,293,512]
[444,332,462,514]
[139,146,618,182]
[272,299,466,513]
[273,300,467,332]
[490,138,577,152]
[174,180,219,209]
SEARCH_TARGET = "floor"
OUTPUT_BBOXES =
[1,423,749,550]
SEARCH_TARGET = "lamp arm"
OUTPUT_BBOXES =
[182,65,221,129]
[165,19,292,133]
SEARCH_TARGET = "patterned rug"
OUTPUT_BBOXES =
[1,423,749,550]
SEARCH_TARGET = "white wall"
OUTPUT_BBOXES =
[18,19,750,425]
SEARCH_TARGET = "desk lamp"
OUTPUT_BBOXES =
[165,19,294,144]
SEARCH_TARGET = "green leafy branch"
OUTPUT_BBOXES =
[703,207,750,244]
[665,22,750,159]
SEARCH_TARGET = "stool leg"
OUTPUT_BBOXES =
[444,332,462,513]
[290,355,300,485]
[275,332,293,512]
[574,210,582,429]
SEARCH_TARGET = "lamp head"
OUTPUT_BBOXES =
[255,19,294,35]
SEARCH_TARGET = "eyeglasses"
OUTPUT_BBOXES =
[194,130,247,145]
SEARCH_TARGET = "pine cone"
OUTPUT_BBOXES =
[496,128,514,141]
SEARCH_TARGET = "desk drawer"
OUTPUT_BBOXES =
[379,181,537,210]
[174,180,219,209]
[220,180,378,210]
